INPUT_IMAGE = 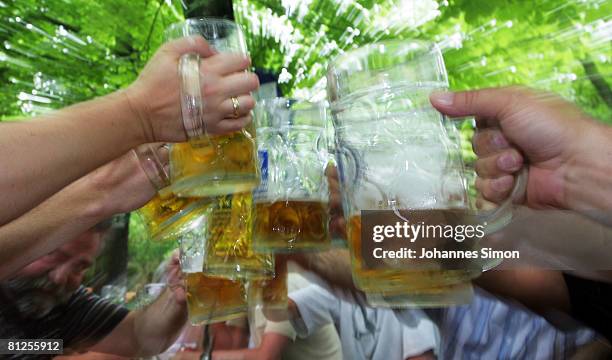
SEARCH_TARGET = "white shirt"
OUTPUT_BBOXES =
[250,270,343,360]
[290,279,438,360]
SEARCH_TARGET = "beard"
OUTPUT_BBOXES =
[4,275,73,319]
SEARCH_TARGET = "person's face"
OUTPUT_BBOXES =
[6,230,103,318]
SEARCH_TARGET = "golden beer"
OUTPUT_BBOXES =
[169,127,259,197]
[262,256,288,306]
[347,215,477,295]
[250,255,288,307]
[185,272,247,325]
[204,192,275,280]
[254,200,331,252]
[138,191,203,241]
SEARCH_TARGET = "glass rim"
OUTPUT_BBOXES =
[255,97,329,129]
[326,39,447,105]
[258,97,328,110]
[165,17,240,38]
[328,39,441,73]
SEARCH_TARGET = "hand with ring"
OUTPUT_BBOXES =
[198,53,259,135]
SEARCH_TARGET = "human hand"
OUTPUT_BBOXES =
[196,52,259,135]
[166,251,187,305]
[430,86,612,212]
[125,36,259,142]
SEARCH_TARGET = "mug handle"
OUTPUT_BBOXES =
[479,167,528,235]
[179,53,208,140]
[333,143,359,218]
[478,167,528,271]
[133,143,170,191]
[334,143,395,217]
[333,140,362,189]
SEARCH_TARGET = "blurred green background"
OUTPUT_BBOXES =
[1,0,610,294]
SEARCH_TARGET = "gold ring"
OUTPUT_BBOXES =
[231,97,240,119]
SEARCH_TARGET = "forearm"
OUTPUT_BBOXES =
[475,270,571,314]
[133,289,188,356]
[293,249,356,290]
[0,90,145,224]
[213,349,254,360]
[213,333,287,360]
[214,349,278,360]
[0,171,110,279]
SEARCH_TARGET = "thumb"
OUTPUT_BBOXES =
[430,86,526,127]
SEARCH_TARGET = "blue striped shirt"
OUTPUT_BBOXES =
[397,288,596,359]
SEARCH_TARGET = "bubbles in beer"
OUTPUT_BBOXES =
[185,272,247,325]
[254,200,331,252]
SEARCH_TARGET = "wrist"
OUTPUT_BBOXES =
[562,121,612,213]
[156,288,188,327]
[119,87,152,144]
[76,164,129,220]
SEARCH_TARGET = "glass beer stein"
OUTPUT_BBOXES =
[203,192,275,280]
[135,144,211,242]
[248,255,288,307]
[252,99,332,252]
[184,272,248,325]
[165,18,259,197]
[327,40,526,306]
[179,229,248,325]
[247,255,289,321]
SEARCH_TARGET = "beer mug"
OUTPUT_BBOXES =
[184,272,248,325]
[252,99,332,252]
[327,40,526,306]
[179,229,248,325]
[259,256,288,308]
[203,192,275,280]
[135,144,211,242]
[247,255,289,318]
[165,18,260,197]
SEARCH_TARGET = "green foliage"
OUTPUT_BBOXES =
[1,0,609,118]
[235,0,611,121]
[0,0,183,117]
[127,213,178,290]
